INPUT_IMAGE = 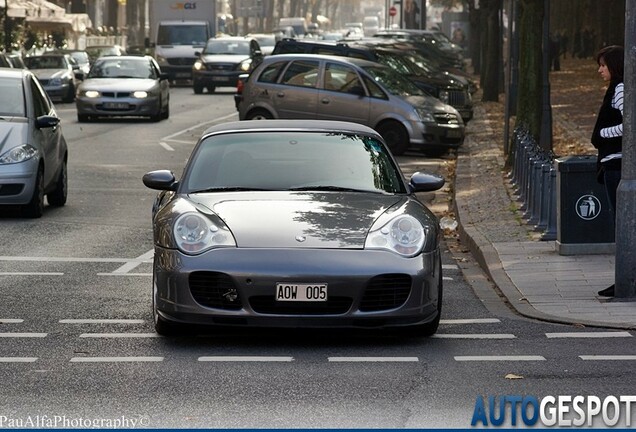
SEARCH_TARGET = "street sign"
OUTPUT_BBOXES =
[389,6,397,17]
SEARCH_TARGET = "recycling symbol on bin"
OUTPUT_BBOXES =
[575,194,602,220]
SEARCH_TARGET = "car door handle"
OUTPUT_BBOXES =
[321,98,330,104]
[276,92,285,98]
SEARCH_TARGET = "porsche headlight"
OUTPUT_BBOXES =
[133,91,148,98]
[239,59,252,71]
[193,60,204,70]
[0,144,38,164]
[173,212,235,254]
[365,215,426,257]
[415,108,435,123]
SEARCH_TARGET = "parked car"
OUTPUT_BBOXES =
[85,45,126,64]
[51,49,91,76]
[142,119,445,336]
[272,38,474,122]
[192,36,263,94]
[75,55,170,122]
[0,68,68,217]
[0,53,27,69]
[237,53,464,155]
[23,54,80,103]
[0,53,12,68]
[247,33,277,55]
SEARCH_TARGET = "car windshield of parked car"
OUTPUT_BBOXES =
[24,56,66,69]
[362,65,425,97]
[203,40,250,55]
[87,59,155,79]
[184,131,406,194]
[70,51,89,65]
[0,78,25,117]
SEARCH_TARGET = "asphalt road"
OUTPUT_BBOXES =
[0,87,634,429]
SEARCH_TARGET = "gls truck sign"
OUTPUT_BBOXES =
[170,1,197,10]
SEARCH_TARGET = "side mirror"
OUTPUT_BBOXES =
[409,172,445,193]
[36,115,60,129]
[74,71,84,81]
[194,51,202,57]
[143,170,178,191]
[159,72,169,80]
[348,85,365,96]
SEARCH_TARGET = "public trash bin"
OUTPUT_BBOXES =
[555,155,615,255]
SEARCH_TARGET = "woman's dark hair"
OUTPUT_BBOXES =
[596,45,624,83]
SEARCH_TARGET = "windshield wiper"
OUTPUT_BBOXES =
[288,185,371,193]
[189,187,272,193]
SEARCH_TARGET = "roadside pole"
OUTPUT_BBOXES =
[615,0,636,298]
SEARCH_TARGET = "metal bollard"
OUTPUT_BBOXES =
[534,162,552,232]
[524,156,544,224]
[541,166,557,241]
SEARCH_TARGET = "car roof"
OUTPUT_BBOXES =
[94,55,152,61]
[202,119,380,138]
[263,52,382,68]
[0,68,30,79]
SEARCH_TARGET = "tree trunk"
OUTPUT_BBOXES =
[515,0,544,142]
[481,0,501,102]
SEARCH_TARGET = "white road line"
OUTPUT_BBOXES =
[442,264,459,270]
[546,332,632,339]
[59,319,145,324]
[0,256,150,263]
[160,113,237,141]
[0,319,24,323]
[454,356,546,361]
[442,276,453,281]
[96,273,152,277]
[580,355,636,361]
[159,142,174,151]
[79,333,161,338]
[0,333,47,338]
[70,356,164,363]
[198,356,294,362]
[328,357,419,362]
[112,250,154,274]
[0,357,38,363]
[432,334,516,339]
[440,318,501,325]
[0,272,64,276]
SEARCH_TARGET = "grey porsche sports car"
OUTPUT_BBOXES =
[143,120,445,336]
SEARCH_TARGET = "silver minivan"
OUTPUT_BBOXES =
[237,54,464,155]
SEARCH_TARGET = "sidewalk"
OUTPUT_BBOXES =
[453,100,636,330]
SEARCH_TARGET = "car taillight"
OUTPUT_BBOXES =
[236,79,244,94]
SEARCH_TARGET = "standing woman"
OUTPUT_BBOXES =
[591,45,624,297]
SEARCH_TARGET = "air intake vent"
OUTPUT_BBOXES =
[359,274,411,311]
[189,271,242,310]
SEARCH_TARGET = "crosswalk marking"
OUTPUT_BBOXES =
[0,272,63,276]
[59,319,145,324]
[79,333,161,338]
[70,357,164,363]
[440,318,501,325]
[328,357,419,362]
[96,273,152,277]
[546,332,632,339]
[0,319,23,323]
[198,356,294,362]
[0,333,47,338]
[454,355,546,361]
[0,357,38,362]
[579,355,636,361]
[433,333,515,339]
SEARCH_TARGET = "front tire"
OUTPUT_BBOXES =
[23,166,44,218]
[206,85,216,94]
[47,159,67,207]
[63,84,75,103]
[377,121,409,156]
[193,82,204,94]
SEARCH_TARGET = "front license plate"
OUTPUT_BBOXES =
[176,72,190,78]
[446,129,462,138]
[212,76,230,82]
[103,102,129,109]
[276,283,328,302]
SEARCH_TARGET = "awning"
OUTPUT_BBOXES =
[0,0,66,19]
[25,15,74,30]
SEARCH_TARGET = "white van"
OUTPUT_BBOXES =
[363,16,380,36]
[278,17,308,37]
